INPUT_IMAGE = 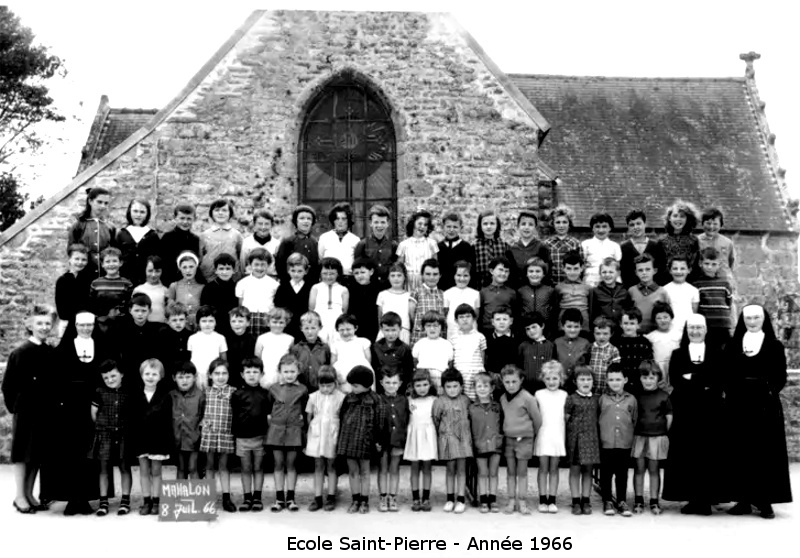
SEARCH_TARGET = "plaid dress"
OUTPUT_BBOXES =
[543,235,583,285]
[91,385,133,462]
[409,284,445,344]
[200,384,236,453]
[432,394,473,460]
[337,390,386,459]
[473,237,510,288]
[589,342,621,395]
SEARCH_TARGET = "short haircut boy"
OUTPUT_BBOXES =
[351,257,375,271]
[213,253,237,269]
[621,306,643,323]
[454,303,477,319]
[492,306,513,319]
[130,292,152,309]
[593,316,615,331]
[229,306,251,320]
[248,247,272,265]
[633,253,654,267]
[286,252,310,270]
[589,212,614,229]
[517,209,538,225]
[699,247,719,261]
[253,209,274,224]
[563,250,584,267]
[442,212,461,224]
[68,243,89,257]
[440,367,463,386]
[166,302,189,318]
[701,207,724,226]
[600,257,620,271]
[300,310,322,327]
[241,356,264,372]
[100,246,122,262]
[174,203,195,217]
[625,209,647,224]
[291,205,317,227]
[99,359,120,375]
[420,258,439,275]
[267,306,292,322]
[278,352,300,370]
[667,255,690,269]
[522,311,545,328]
[420,310,446,329]
[500,364,523,378]
[526,257,549,276]
[560,307,583,326]
[175,361,197,377]
[379,311,402,328]
[488,256,511,271]
[368,204,391,221]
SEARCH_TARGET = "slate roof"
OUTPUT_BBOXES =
[509,73,792,232]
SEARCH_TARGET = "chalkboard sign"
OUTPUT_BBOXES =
[158,480,217,522]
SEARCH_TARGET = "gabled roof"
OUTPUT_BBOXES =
[510,69,793,232]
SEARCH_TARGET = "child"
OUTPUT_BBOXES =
[236,248,279,337]
[694,247,734,350]
[499,364,542,515]
[404,369,438,512]
[437,212,476,291]
[132,358,173,516]
[469,372,503,513]
[371,312,414,391]
[632,360,673,515]
[628,253,669,334]
[91,359,133,516]
[517,257,557,338]
[200,358,237,512]
[200,199,243,282]
[158,302,191,376]
[167,251,204,329]
[170,361,205,480]
[697,207,735,283]
[224,307,257,388]
[231,356,270,512]
[589,257,631,326]
[565,366,601,515]
[377,369,409,512]
[657,199,700,278]
[118,199,161,287]
[160,203,201,287]
[56,243,91,336]
[485,307,519,379]
[291,311,332,392]
[111,293,162,379]
[347,257,381,343]
[397,209,438,292]
[90,247,133,318]
[588,316,621,395]
[580,212,621,288]
[305,366,346,511]
[67,186,115,278]
[412,310,453,392]
[310,257,349,344]
[134,255,169,323]
[188,305,228,390]
[555,251,591,330]
[255,307,295,389]
[337,365,386,513]
[376,262,412,344]
[517,311,555,394]
[507,209,551,288]
[318,202,361,282]
[620,209,667,288]
[662,255,699,337]
[409,258,445,344]
[443,260,480,341]
[353,204,398,287]
[451,303,487,401]
[534,361,568,513]
[599,364,638,517]
[240,209,281,277]
[553,308,591,390]
[274,252,314,340]
[266,354,309,512]
[542,204,582,286]
[478,256,516,337]
[615,307,654,388]
[331,314,373,392]
[474,209,509,289]
[645,302,680,389]
[275,205,319,284]
[199,253,239,338]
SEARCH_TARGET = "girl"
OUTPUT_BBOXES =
[304,365,345,511]
[411,310,453,392]
[267,354,309,512]
[657,200,700,279]
[376,262,412,344]
[240,209,281,277]
[337,365,385,514]
[132,359,173,516]
[404,369,438,512]
[68,186,115,278]
[309,256,349,344]
[255,307,295,389]
[534,360,568,513]
[188,305,228,390]
[200,358,237,512]
[133,255,169,322]
[117,199,161,286]
[200,198,243,282]
[331,314,373,393]
[397,210,438,292]
[543,204,583,285]
[432,368,473,513]
[644,301,680,391]
[473,209,509,288]
[167,251,204,329]
[469,372,503,513]
[318,202,361,281]
[565,365,601,515]
[2,304,57,514]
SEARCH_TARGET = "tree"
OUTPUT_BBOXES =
[0,172,27,231]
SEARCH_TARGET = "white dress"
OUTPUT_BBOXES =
[376,290,411,344]
[404,396,438,461]
[331,336,373,393]
[313,281,347,345]
[304,390,346,459]
[255,332,295,388]
[534,388,567,456]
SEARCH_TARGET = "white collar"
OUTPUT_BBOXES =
[742,331,765,356]
[688,342,705,363]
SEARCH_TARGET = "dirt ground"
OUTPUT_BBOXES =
[2,464,796,558]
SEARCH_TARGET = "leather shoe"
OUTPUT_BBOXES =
[681,502,712,516]
[758,504,775,519]
[13,500,35,514]
[727,502,753,515]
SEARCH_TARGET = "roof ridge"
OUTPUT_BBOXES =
[508,73,745,83]
[108,108,160,114]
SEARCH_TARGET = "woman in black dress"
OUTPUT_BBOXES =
[724,304,792,519]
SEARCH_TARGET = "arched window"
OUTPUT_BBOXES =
[299,73,397,237]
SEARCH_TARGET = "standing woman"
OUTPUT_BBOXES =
[117,199,161,287]
[68,187,116,279]
[724,304,792,519]
[2,304,57,513]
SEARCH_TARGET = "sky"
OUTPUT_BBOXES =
[4,0,799,200]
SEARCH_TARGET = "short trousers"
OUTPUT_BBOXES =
[475,451,502,459]
[137,453,170,461]
[236,436,267,457]
[631,435,669,460]
[504,436,533,461]
[383,447,404,457]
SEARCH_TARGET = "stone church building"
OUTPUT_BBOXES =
[0,10,798,459]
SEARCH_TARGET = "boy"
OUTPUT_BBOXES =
[437,212,477,291]
[56,243,92,336]
[90,247,133,318]
[599,363,637,517]
[589,257,631,326]
[662,255,699,337]
[469,372,503,512]
[158,302,192,378]
[506,210,551,289]
[553,308,591,392]
[620,209,667,288]
[451,304,487,401]
[170,361,206,479]
[291,311,332,392]
[160,203,201,286]
[378,370,409,512]
[353,204,398,287]
[697,207,735,283]
[200,253,239,338]
[347,257,381,343]
[231,356,270,512]
[581,212,621,288]
[499,364,542,515]
[274,253,314,340]
[614,307,653,391]
[588,316,622,395]
[275,205,319,284]
[516,311,554,394]
[443,260,480,341]
[517,257,557,339]
[555,251,591,332]
[236,248,279,337]
[628,253,669,334]
[240,209,281,277]
[542,204,583,285]
[224,306,257,389]
[478,256,517,337]
[110,293,161,380]
[188,305,228,390]
[409,258,445,344]
[485,306,519,378]
[371,312,413,391]
[694,247,734,350]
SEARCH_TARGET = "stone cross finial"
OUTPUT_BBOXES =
[740,51,761,78]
